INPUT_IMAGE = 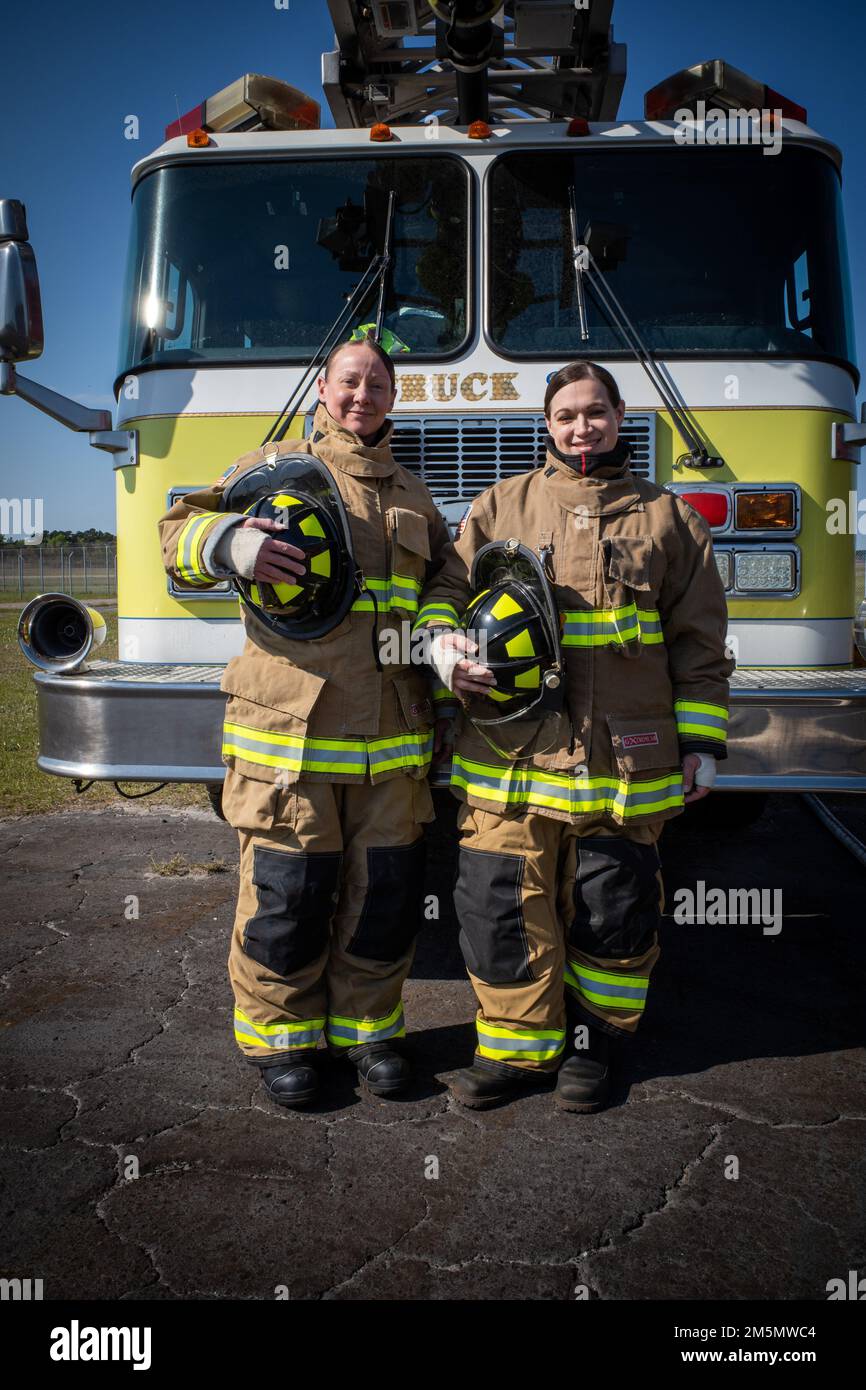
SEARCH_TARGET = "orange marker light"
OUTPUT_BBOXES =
[468,120,491,139]
[370,123,393,141]
[735,491,796,530]
[187,128,211,148]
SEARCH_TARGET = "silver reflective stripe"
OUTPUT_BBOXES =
[180,515,212,581]
[327,1016,404,1043]
[224,730,367,768]
[235,1020,323,1047]
[677,710,727,732]
[476,1030,563,1053]
[568,972,647,1001]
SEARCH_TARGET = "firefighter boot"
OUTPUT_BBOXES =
[260,1057,319,1109]
[448,1056,547,1110]
[554,1022,611,1113]
[350,1043,412,1097]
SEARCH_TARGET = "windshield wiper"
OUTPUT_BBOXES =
[568,185,724,470]
[262,189,398,447]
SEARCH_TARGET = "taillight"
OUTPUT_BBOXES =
[681,491,729,529]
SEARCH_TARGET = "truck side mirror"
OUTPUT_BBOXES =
[0,200,44,363]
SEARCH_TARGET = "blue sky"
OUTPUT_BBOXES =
[1,0,863,532]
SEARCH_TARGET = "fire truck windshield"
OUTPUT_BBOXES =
[489,145,855,373]
[117,155,468,379]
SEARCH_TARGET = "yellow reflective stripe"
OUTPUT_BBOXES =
[222,722,432,776]
[412,602,460,631]
[476,1020,566,1062]
[561,606,663,647]
[352,574,423,613]
[175,514,215,585]
[574,964,651,990]
[674,700,728,718]
[233,1007,325,1049]
[564,963,649,1011]
[451,754,683,818]
[326,1001,406,1046]
[674,698,728,741]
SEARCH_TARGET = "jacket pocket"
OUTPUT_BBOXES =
[393,672,434,731]
[601,536,654,592]
[607,713,681,775]
[221,660,327,785]
[386,507,430,617]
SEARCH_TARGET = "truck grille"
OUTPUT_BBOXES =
[389,412,656,504]
[304,411,656,505]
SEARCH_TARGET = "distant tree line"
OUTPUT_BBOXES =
[0,529,116,546]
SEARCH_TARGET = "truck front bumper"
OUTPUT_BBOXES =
[33,663,866,792]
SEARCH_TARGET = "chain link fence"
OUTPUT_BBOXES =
[0,545,117,600]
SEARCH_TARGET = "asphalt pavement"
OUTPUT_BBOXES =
[1,791,864,1301]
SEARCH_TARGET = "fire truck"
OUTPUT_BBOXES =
[3,0,866,807]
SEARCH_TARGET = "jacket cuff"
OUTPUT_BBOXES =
[199,515,250,578]
[412,601,461,634]
[674,697,729,752]
[209,521,268,580]
[679,738,728,762]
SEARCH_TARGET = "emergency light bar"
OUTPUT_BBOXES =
[645,59,807,124]
[165,74,320,140]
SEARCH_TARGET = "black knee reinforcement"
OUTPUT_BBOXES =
[346,837,427,962]
[242,846,342,976]
[568,838,661,957]
[454,846,534,984]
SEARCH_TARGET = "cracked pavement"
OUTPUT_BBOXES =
[0,793,864,1301]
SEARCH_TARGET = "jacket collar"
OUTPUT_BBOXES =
[308,403,399,479]
[541,435,642,516]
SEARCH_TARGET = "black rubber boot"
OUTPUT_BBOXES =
[448,1055,546,1110]
[350,1043,412,1097]
[554,1023,612,1113]
[260,1058,319,1109]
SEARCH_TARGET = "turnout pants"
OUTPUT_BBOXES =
[225,770,435,1066]
[454,804,664,1071]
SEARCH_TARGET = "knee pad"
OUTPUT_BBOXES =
[568,838,661,957]
[346,837,427,962]
[454,846,534,984]
[242,846,342,977]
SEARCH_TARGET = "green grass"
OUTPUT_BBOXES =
[0,609,210,818]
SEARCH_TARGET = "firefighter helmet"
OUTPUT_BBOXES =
[462,539,564,727]
[220,451,357,640]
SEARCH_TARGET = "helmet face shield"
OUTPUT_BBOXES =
[221,452,357,640]
[462,540,564,731]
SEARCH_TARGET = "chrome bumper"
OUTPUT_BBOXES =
[33,662,866,791]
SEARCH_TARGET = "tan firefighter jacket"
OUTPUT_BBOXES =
[158,405,454,803]
[413,444,735,828]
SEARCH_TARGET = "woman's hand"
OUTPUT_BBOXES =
[241,517,307,584]
[430,631,496,699]
[682,752,712,804]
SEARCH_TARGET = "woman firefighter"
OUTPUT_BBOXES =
[158,337,453,1108]
[420,361,734,1112]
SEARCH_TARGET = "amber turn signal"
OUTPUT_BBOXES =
[734,491,795,529]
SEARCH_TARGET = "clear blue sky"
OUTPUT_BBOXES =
[1,0,863,532]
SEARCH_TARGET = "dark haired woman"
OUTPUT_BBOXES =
[419,361,733,1112]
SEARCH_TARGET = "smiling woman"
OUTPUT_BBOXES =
[317,338,397,444]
